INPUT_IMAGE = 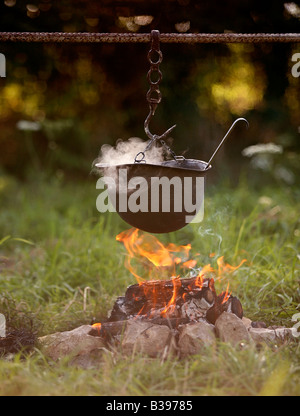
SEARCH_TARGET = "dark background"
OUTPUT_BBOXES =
[0,0,299,185]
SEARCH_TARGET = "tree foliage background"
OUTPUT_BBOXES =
[0,0,299,185]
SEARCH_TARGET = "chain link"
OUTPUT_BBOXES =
[135,30,178,164]
[146,30,163,110]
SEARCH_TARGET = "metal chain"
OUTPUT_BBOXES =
[146,29,163,111]
[135,30,178,164]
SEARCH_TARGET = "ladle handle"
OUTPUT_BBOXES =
[205,118,249,170]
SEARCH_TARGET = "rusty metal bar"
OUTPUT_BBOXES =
[0,32,299,43]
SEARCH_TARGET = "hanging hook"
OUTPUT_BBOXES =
[134,30,177,163]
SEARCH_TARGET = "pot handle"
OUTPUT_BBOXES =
[204,118,249,170]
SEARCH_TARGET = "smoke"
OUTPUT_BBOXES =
[93,137,165,172]
[197,226,223,254]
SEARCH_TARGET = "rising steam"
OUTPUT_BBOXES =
[93,137,165,173]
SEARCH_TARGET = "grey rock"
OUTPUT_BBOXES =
[249,327,276,344]
[215,312,251,346]
[38,325,105,363]
[121,320,175,358]
[242,317,252,329]
[249,327,294,345]
[178,321,216,356]
[274,327,294,341]
[251,321,267,329]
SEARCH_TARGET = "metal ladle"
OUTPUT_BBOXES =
[204,117,249,170]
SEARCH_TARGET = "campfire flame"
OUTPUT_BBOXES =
[217,256,247,277]
[91,323,102,334]
[220,282,231,305]
[91,229,247,333]
[160,276,181,317]
[116,228,192,283]
[115,228,246,319]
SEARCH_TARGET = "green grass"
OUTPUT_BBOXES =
[0,172,299,396]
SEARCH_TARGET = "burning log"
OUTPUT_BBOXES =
[108,276,217,321]
[206,295,243,325]
[107,275,242,326]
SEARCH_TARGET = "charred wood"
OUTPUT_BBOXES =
[109,276,217,321]
[206,296,243,325]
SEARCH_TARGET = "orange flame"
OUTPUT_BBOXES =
[161,276,181,317]
[220,282,231,304]
[181,259,197,269]
[116,228,193,283]
[195,264,214,289]
[92,323,102,334]
[217,256,247,278]
[116,228,247,315]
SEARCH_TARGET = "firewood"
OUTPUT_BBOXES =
[108,276,216,321]
[230,296,243,319]
[206,296,243,325]
[124,276,214,302]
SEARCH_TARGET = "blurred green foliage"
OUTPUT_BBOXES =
[0,0,299,184]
